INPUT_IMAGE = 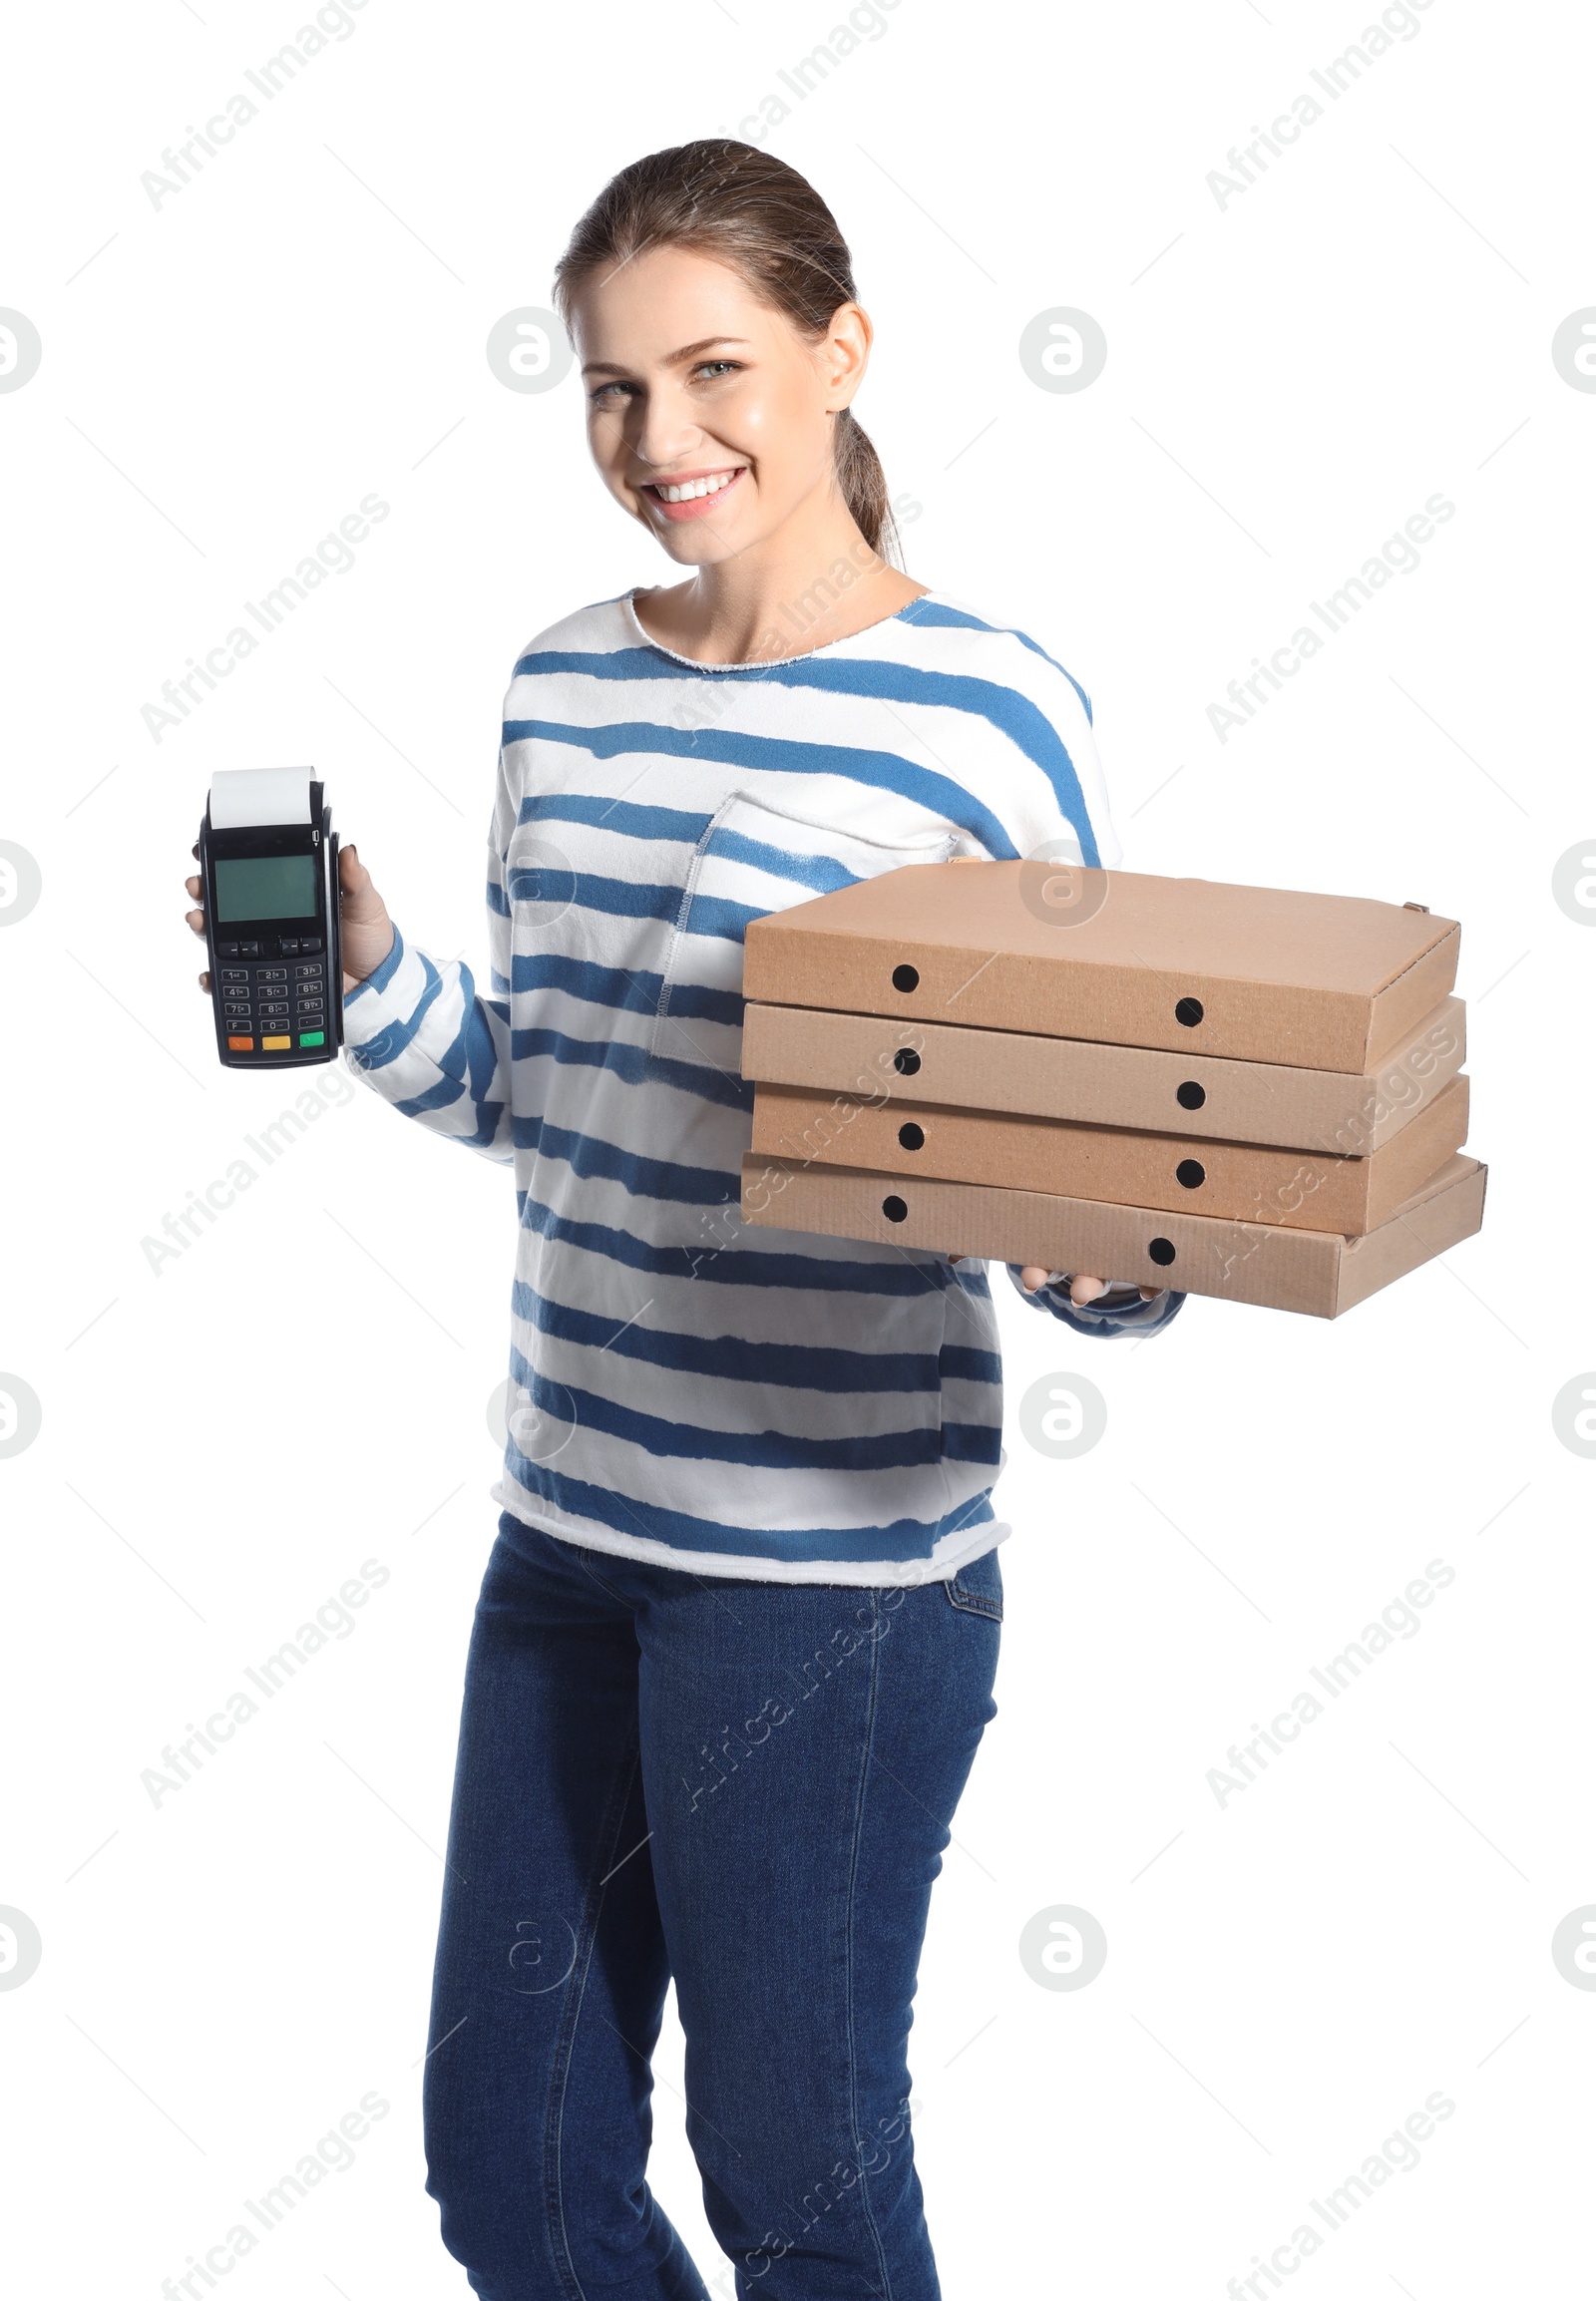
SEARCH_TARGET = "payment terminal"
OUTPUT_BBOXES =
[199,767,342,1069]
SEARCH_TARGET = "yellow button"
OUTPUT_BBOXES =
[261,1034,291,1049]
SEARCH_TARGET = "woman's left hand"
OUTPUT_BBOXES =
[1016,1268,1162,1303]
[950,1257,1161,1304]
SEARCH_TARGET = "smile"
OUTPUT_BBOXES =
[641,467,746,520]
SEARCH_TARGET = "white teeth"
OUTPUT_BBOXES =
[655,470,740,503]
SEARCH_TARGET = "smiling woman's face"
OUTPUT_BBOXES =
[571,242,869,567]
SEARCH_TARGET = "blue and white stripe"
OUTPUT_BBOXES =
[342,586,1181,1584]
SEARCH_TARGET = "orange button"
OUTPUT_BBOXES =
[261,1034,291,1049]
[227,1035,254,1050]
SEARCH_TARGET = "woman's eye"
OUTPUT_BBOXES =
[588,361,741,408]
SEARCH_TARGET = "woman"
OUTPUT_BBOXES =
[189,139,1182,2301]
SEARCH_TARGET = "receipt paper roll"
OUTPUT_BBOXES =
[208,766,315,829]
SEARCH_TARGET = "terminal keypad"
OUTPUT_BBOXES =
[214,933,329,1051]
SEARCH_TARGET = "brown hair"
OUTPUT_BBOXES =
[553,140,901,569]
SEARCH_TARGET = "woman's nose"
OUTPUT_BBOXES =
[629,386,707,477]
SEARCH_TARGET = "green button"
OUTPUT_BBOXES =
[299,1030,325,1047]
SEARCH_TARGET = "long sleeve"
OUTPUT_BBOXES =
[1005,1264,1186,1337]
[339,753,518,1165]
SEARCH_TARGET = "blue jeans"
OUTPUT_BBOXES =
[422,1511,1003,2300]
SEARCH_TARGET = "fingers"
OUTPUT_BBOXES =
[188,868,207,984]
[966,1259,1166,1304]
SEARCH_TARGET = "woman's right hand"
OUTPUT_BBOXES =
[330,844,396,992]
[184,840,395,996]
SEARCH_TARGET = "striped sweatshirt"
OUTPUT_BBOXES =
[341,586,1183,1584]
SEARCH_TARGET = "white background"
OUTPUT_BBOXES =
[2,0,1592,2294]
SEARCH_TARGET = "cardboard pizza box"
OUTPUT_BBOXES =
[748,1073,1470,1237]
[741,861,1459,1072]
[740,995,1465,1156]
[738,1151,1488,1319]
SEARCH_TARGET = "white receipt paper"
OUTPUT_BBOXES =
[208,766,314,829]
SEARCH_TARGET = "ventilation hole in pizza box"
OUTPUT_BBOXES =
[892,964,920,993]
[893,1047,922,1076]
[1148,1237,1177,1267]
[1175,996,1204,1027]
[1176,1159,1206,1189]
[898,1123,926,1152]
[882,1195,909,1223]
[1176,1080,1206,1110]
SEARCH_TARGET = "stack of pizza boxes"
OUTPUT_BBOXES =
[737,861,1484,1318]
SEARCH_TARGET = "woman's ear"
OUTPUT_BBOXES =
[820,299,873,415]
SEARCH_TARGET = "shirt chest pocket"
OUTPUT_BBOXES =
[649,791,958,1061]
